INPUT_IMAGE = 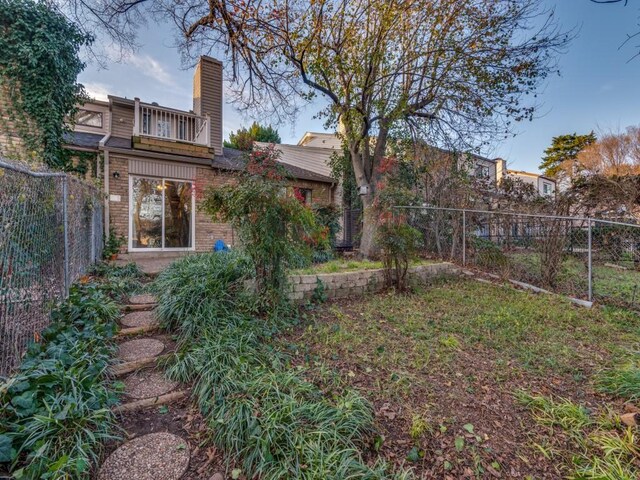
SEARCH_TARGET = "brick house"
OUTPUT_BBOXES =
[63,56,338,253]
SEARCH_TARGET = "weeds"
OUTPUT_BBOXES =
[516,391,640,479]
[596,360,640,401]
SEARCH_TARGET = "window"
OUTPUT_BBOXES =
[543,182,553,195]
[76,109,103,128]
[476,165,490,178]
[157,120,171,138]
[293,187,312,205]
[142,112,151,135]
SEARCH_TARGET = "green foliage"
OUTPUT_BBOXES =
[201,146,322,310]
[102,227,125,259]
[0,0,92,169]
[516,390,640,479]
[0,283,120,479]
[540,132,597,178]
[596,361,640,401]
[152,251,253,338]
[155,254,412,479]
[224,121,281,151]
[376,222,422,291]
[471,236,509,271]
[312,204,341,263]
[89,261,145,301]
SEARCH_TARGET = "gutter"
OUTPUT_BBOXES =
[99,133,111,236]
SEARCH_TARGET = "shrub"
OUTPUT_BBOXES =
[376,222,422,291]
[471,236,509,272]
[102,228,125,259]
[312,204,341,263]
[201,146,322,310]
[0,283,120,479]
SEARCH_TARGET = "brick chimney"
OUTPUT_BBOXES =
[193,56,223,155]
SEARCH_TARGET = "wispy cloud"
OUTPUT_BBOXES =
[83,82,112,101]
[125,53,178,88]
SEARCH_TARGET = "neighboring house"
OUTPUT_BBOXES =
[60,56,336,254]
[494,160,556,197]
[297,131,343,150]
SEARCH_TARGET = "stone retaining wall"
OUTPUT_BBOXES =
[288,262,459,302]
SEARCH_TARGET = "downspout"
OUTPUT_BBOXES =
[99,133,111,236]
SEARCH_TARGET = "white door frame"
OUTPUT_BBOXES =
[128,174,196,252]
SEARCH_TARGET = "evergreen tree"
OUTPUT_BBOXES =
[224,122,281,151]
[540,132,597,178]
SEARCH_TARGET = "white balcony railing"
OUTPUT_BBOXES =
[133,98,210,147]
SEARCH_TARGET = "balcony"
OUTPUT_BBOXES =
[133,98,210,148]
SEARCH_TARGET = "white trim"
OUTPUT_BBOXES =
[128,174,196,252]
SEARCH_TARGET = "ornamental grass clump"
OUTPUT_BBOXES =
[156,253,414,479]
[0,283,121,480]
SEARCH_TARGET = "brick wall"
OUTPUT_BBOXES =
[195,166,235,251]
[290,178,332,205]
[108,156,129,251]
[108,156,335,253]
[288,263,459,302]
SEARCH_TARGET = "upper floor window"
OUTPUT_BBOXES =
[543,182,553,195]
[476,165,490,178]
[76,109,103,128]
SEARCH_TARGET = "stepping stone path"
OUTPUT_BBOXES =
[129,293,157,305]
[121,310,157,328]
[103,293,193,479]
[118,338,165,362]
[123,369,178,399]
[98,432,189,480]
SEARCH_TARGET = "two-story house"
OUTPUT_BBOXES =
[494,161,556,197]
[61,56,337,254]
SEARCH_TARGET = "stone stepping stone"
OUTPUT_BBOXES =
[129,293,157,305]
[121,311,157,328]
[118,338,164,363]
[123,370,178,400]
[98,432,189,480]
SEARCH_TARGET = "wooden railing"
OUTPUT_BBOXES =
[133,98,210,147]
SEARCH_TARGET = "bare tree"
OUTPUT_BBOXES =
[590,0,640,61]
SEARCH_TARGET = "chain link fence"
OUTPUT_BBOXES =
[0,158,104,376]
[394,206,640,309]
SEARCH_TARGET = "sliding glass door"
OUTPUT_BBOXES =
[130,176,194,250]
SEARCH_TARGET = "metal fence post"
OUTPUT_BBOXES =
[462,210,466,266]
[587,218,593,302]
[90,203,96,263]
[62,176,69,297]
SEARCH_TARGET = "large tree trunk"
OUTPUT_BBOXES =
[359,193,378,258]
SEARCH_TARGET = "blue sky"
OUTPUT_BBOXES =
[78,0,640,172]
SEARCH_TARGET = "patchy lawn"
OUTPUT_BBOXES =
[508,252,640,307]
[293,258,433,275]
[282,277,640,479]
